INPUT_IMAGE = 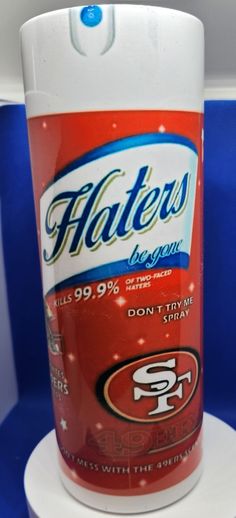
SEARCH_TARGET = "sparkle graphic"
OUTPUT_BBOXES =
[60,418,68,431]
[165,333,170,339]
[115,296,127,307]
[95,422,103,430]
[139,479,147,487]
[112,122,117,129]
[137,338,145,345]
[188,282,195,293]
[198,179,201,187]
[158,124,166,133]
[42,121,47,129]
[113,353,120,361]
[68,353,76,362]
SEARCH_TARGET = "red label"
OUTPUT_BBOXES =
[28,110,203,496]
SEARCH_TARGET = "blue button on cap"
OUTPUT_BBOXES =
[80,5,103,27]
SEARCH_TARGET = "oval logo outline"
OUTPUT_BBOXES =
[96,347,201,424]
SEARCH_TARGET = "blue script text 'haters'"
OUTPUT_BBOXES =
[43,166,190,265]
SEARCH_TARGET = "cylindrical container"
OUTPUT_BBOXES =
[20,5,204,513]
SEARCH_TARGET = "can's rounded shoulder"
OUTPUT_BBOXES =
[20,4,203,34]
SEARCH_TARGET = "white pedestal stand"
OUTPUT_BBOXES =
[24,413,236,518]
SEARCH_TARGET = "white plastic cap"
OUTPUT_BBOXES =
[20,4,204,117]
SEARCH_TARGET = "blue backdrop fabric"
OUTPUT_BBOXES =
[0,101,236,517]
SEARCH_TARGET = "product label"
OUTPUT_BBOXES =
[29,110,203,496]
[41,134,197,294]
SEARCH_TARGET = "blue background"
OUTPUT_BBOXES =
[0,102,235,517]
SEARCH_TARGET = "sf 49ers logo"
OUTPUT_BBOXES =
[133,357,192,416]
[97,348,200,423]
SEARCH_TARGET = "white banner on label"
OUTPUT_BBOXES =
[40,134,198,295]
